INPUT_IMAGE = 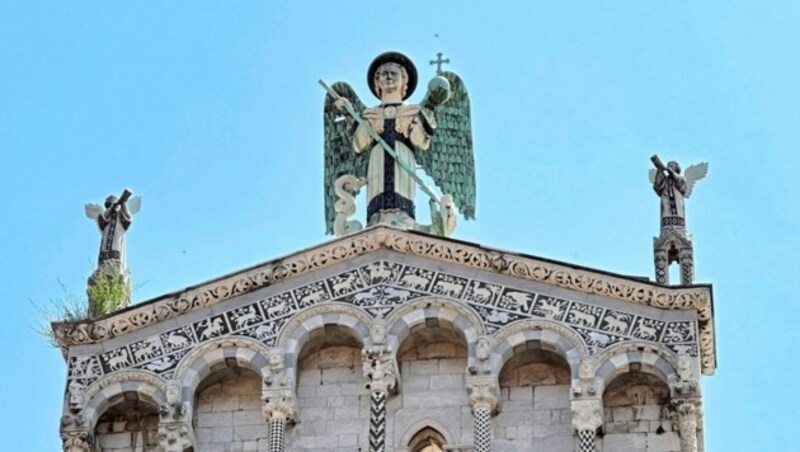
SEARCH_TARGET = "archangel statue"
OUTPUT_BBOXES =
[649,156,708,230]
[322,51,475,237]
[649,155,708,285]
[85,189,141,270]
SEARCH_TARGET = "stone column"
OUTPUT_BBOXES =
[570,399,602,452]
[262,390,296,452]
[654,248,669,285]
[672,398,701,452]
[679,248,694,285]
[362,347,396,452]
[466,376,499,452]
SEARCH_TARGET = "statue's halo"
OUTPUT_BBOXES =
[367,51,418,101]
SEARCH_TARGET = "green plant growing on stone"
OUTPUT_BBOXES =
[86,266,131,318]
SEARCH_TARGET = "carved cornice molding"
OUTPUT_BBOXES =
[53,227,715,373]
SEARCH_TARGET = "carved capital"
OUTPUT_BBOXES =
[466,376,499,413]
[362,347,397,394]
[671,398,701,452]
[61,430,92,452]
[571,398,603,432]
[262,389,296,422]
[157,421,194,452]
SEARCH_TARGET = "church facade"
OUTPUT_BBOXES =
[55,226,715,452]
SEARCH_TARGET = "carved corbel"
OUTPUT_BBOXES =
[159,381,188,421]
[669,354,701,397]
[571,359,600,398]
[468,336,492,375]
[263,347,289,389]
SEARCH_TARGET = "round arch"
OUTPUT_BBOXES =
[173,335,272,404]
[81,370,167,432]
[592,342,679,389]
[384,297,484,366]
[276,303,372,385]
[488,319,587,378]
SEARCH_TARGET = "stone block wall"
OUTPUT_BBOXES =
[288,345,369,451]
[95,412,159,451]
[194,369,270,451]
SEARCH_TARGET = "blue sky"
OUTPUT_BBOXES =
[1,2,798,450]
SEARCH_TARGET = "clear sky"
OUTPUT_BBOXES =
[1,2,798,450]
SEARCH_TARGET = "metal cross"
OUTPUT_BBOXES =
[429,52,450,74]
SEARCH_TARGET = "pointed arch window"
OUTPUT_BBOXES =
[409,427,446,452]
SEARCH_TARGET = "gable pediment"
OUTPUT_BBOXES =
[56,226,715,387]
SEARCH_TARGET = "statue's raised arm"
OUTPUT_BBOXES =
[85,188,141,269]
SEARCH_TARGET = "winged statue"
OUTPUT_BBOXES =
[85,188,141,269]
[649,155,708,229]
[322,51,475,237]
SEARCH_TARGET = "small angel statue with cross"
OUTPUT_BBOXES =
[85,189,141,270]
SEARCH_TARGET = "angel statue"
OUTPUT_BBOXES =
[649,155,708,230]
[322,51,475,237]
[85,188,141,270]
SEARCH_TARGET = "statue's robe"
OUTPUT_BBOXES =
[97,206,131,266]
[653,172,687,227]
[353,103,435,223]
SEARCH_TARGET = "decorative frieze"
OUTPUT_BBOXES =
[52,228,714,374]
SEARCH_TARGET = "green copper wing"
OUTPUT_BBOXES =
[323,82,369,234]
[419,71,476,220]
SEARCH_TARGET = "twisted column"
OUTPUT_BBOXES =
[571,399,602,452]
[466,376,499,452]
[363,346,396,452]
[262,390,295,452]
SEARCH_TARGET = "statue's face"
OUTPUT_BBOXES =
[374,63,406,98]
[104,196,118,208]
[668,161,681,174]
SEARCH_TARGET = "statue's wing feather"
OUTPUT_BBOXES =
[324,82,368,234]
[84,203,102,220]
[648,168,657,185]
[420,71,476,220]
[683,162,709,198]
[127,196,142,215]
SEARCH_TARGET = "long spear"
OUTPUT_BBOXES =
[319,79,441,205]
